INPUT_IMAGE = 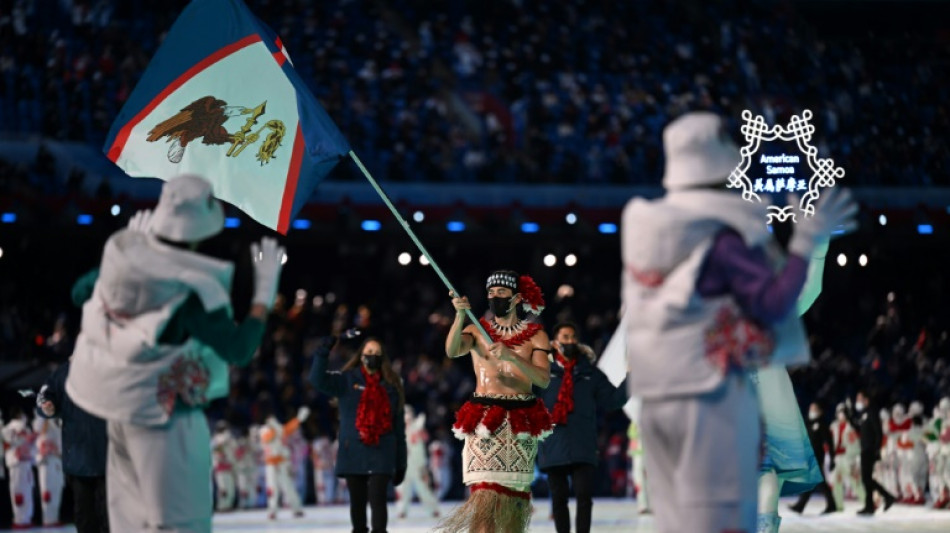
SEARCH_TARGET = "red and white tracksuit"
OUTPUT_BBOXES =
[34,418,64,526]
[830,416,863,509]
[311,436,336,505]
[2,419,36,527]
[428,439,451,501]
[212,431,238,511]
[234,436,259,509]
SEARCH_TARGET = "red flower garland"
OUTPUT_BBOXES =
[355,367,392,446]
[479,318,544,349]
[550,352,577,425]
[452,399,553,438]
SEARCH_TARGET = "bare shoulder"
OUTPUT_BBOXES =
[531,328,551,348]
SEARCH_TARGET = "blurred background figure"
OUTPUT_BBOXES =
[311,432,338,506]
[2,410,35,529]
[394,405,439,519]
[234,427,259,509]
[259,407,309,520]
[830,403,863,511]
[211,421,238,512]
[427,428,453,502]
[32,417,64,526]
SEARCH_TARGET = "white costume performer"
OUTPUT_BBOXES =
[895,402,927,504]
[311,435,337,505]
[234,431,259,509]
[925,398,950,509]
[288,427,309,501]
[211,423,238,511]
[427,435,451,501]
[395,407,439,518]
[830,404,863,510]
[34,417,65,526]
[621,112,854,533]
[2,417,35,528]
[66,175,284,533]
[878,408,900,499]
[260,407,309,519]
[621,113,857,533]
[888,403,914,502]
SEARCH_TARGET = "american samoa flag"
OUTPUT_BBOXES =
[104,0,350,234]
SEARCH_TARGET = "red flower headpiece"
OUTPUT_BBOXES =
[518,275,545,315]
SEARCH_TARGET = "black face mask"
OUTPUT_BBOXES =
[489,296,513,317]
[560,343,580,359]
[362,355,382,371]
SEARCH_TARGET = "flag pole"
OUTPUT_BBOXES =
[348,150,491,342]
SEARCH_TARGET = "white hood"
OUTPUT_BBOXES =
[623,189,771,277]
[96,229,234,317]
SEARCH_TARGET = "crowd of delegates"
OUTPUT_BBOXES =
[0,0,946,185]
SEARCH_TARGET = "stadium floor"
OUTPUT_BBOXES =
[18,497,950,532]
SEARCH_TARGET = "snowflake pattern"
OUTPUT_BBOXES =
[727,109,845,223]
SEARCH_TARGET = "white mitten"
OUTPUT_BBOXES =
[250,237,286,308]
[788,188,858,258]
[297,406,311,423]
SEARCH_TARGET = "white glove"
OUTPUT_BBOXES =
[788,187,858,258]
[250,237,285,308]
[297,406,310,423]
[127,209,153,233]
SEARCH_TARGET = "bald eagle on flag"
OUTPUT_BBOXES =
[104,0,350,234]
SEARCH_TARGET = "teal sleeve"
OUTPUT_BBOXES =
[796,240,829,316]
[178,296,266,367]
[71,269,100,307]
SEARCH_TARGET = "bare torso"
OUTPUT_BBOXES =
[464,323,546,395]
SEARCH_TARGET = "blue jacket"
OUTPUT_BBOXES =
[310,346,407,478]
[36,361,108,477]
[535,354,627,470]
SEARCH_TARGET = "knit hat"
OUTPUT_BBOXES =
[150,174,224,242]
[661,112,741,190]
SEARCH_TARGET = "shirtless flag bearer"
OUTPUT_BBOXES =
[438,270,554,533]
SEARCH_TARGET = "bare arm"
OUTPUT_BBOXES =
[445,292,475,358]
[492,331,552,389]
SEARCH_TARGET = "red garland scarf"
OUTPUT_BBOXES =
[356,366,392,446]
[550,352,577,425]
[479,318,544,349]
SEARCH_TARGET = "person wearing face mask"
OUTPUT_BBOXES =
[535,322,627,533]
[310,334,407,533]
[829,403,863,511]
[846,391,896,515]
[65,174,285,533]
[441,270,553,533]
[621,112,857,533]
[787,403,837,514]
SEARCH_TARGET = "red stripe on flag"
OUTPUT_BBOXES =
[273,36,286,66]
[276,123,305,234]
[106,34,262,163]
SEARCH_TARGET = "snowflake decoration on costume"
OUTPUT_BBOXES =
[727,109,845,223]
